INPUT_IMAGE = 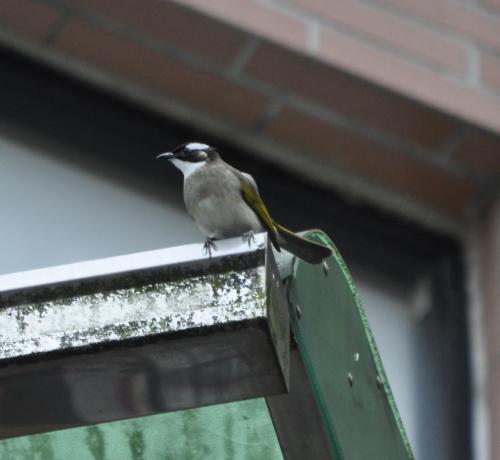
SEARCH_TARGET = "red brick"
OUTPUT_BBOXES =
[54,0,500,138]
[171,0,308,51]
[317,27,500,135]
[53,20,268,125]
[290,0,466,73]
[454,128,500,175]
[0,0,61,41]
[245,43,459,150]
[373,0,500,50]
[265,107,477,213]
[481,52,500,91]
[67,0,247,65]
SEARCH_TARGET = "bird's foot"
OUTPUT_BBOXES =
[203,238,217,258]
[241,230,256,248]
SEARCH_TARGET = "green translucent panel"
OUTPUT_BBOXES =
[0,399,282,460]
[289,231,414,460]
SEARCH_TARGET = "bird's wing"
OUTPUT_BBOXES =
[237,171,280,250]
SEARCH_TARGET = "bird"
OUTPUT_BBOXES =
[157,142,332,264]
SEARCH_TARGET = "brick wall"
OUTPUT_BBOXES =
[0,0,498,222]
[174,0,500,129]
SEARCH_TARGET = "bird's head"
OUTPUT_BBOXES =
[156,142,219,176]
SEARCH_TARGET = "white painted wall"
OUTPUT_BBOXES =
[353,267,449,460]
[0,131,201,275]
[354,276,419,458]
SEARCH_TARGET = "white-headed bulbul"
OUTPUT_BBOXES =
[157,142,332,264]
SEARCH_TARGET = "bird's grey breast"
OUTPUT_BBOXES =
[183,163,262,238]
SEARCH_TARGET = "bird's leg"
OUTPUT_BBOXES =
[203,237,217,258]
[241,230,256,248]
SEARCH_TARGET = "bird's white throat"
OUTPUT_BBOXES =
[171,159,206,177]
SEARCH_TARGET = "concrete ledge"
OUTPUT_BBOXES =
[0,234,290,439]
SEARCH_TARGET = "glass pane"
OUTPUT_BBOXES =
[0,398,282,460]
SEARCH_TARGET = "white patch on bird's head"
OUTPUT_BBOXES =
[185,142,210,151]
[170,158,206,177]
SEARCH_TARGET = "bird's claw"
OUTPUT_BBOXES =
[203,238,217,258]
[242,230,256,248]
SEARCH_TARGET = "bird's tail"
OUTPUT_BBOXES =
[274,222,332,265]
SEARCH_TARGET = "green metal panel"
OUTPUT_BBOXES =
[288,230,414,459]
[0,398,282,460]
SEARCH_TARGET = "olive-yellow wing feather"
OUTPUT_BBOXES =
[238,174,280,250]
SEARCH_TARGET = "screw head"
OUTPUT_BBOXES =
[354,352,360,362]
[347,371,354,387]
[322,261,330,275]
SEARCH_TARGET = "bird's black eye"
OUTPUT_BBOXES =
[171,142,211,161]
[185,150,207,162]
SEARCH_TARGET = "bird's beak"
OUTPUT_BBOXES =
[156,152,175,161]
